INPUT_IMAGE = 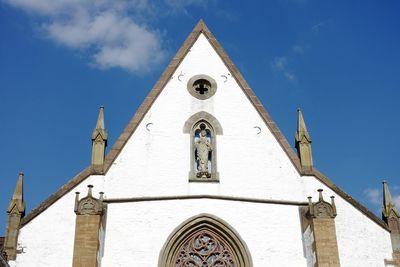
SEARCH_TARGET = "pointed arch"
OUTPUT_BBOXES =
[183,111,223,135]
[184,112,222,182]
[159,214,253,267]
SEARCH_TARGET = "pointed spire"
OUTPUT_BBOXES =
[8,172,25,214]
[295,108,313,171]
[4,172,26,260]
[382,180,399,220]
[91,106,108,174]
[92,106,107,140]
[95,105,105,129]
[297,108,311,141]
[382,181,400,257]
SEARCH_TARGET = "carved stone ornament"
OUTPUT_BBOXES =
[159,214,252,267]
[74,185,104,215]
[175,230,236,267]
[187,74,217,100]
[307,189,337,219]
[195,124,213,178]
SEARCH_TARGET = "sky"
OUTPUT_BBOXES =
[1,0,400,233]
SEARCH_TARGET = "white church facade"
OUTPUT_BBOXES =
[2,20,400,267]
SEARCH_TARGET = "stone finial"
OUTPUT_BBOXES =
[7,172,25,215]
[307,189,337,218]
[74,185,104,215]
[4,172,26,260]
[295,108,313,172]
[91,106,108,174]
[72,185,105,267]
[382,181,400,262]
[382,180,399,221]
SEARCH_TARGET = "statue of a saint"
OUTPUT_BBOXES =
[195,128,212,178]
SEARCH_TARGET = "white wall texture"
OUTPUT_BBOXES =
[12,33,394,267]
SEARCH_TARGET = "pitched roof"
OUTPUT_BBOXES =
[20,20,389,231]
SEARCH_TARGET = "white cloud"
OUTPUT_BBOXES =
[364,186,400,212]
[284,72,296,81]
[271,56,297,83]
[364,188,381,205]
[5,0,201,72]
[312,22,325,33]
[271,56,288,71]
[311,19,332,34]
[165,0,208,13]
[293,45,305,55]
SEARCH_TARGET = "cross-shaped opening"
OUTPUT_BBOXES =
[193,79,211,95]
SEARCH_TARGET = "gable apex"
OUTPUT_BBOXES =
[20,20,389,233]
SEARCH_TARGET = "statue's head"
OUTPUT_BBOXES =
[200,129,207,137]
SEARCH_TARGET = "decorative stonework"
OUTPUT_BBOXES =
[4,173,25,261]
[305,189,340,267]
[159,214,252,267]
[74,185,104,215]
[72,185,105,267]
[183,112,223,135]
[187,75,217,100]
[175,230,236,266]
[91,106,108,174]
[183,112,222,183]
[189,120,219,182]
[382,181,400,265]
[307,189,337,219]
[295,108,313,172]
[195,123,213,178]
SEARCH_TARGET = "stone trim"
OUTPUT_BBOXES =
[72,185,105,267]
[188,120,219,182]
[311,169,389,231]
[307,189,337,219]
[19,20,390,233]
[184,112,222,182]
[103,195,309,206]
[158,213,253,267]
[183,111,223,135]
[186,74,217,100]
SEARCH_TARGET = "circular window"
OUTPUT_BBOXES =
[187,74,217,100]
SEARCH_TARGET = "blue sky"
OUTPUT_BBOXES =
[1,0,400,233]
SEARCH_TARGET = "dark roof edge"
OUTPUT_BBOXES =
[311,169,389,231]
[20,167,91,226]
[19,20,389,233]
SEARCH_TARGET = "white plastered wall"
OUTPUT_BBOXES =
[100,200,307,267]
[13,33,394,266]
[302,176,393,267]
[13,175,105,267]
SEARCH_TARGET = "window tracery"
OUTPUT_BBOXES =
[159,214,252,267]
[175,230,236,267]
[187,75,217,100]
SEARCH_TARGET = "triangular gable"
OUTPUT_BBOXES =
[21,20,389,231]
